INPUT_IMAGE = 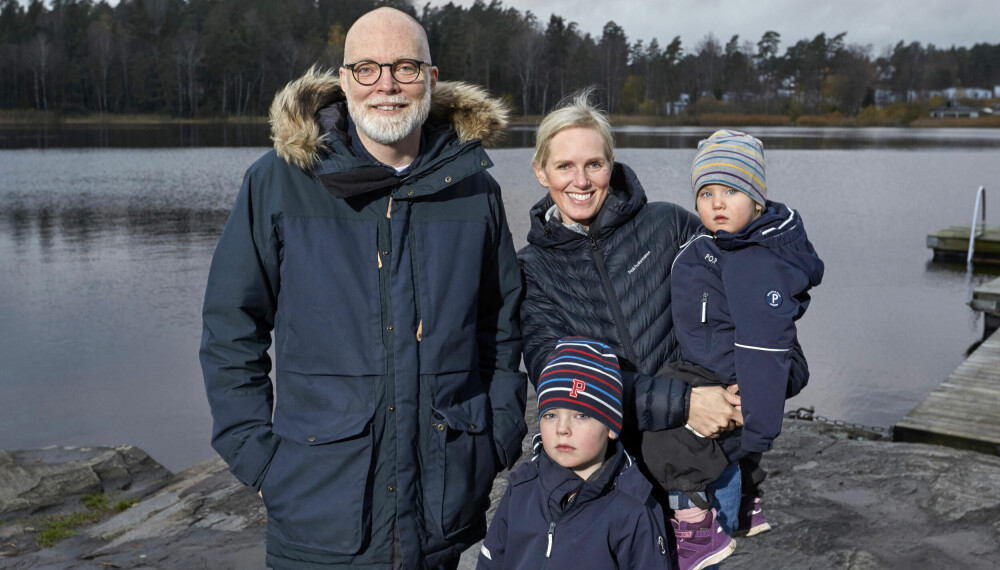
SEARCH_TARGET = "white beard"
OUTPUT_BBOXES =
[345,82,432,146]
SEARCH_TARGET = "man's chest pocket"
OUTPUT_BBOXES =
[276,216,385,375]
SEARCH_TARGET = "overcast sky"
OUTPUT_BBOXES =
[424,0,998,54]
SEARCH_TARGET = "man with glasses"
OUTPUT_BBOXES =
[200,7,526,569]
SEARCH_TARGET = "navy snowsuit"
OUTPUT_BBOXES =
[643,201,824,492]
[478,437,673,569]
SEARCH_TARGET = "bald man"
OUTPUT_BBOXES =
[200,7,526,569]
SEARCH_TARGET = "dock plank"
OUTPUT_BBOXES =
[972,276,1000,315]
[895,329,1000,454]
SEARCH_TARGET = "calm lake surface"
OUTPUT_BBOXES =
[2,126,1000,472]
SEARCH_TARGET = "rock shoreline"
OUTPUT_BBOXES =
[2,419,999,569]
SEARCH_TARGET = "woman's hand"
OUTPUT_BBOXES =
[687,386,743,438]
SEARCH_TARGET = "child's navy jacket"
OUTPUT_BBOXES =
[477,437,672,569]
[672,200,824,456]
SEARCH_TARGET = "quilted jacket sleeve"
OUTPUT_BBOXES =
[628,203,702,432]
[519,260,567,386]
[627,370,691,432]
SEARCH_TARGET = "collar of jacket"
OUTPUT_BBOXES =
[523,439,631,518]
[713,199,790,250]
[526,162,649,250]
[267,66,510,199]
[713,199,824,286]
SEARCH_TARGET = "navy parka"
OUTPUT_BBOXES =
[200,70,527,568]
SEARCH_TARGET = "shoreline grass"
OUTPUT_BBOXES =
[30,492,138,549]
[3,109,997,129]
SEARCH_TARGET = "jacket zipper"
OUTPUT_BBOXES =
[702,292,711,352]
[590,237,639,364]
[403,203,424,344]
[541,520,557,568]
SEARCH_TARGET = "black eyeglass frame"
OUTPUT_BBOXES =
[342,59,429,85]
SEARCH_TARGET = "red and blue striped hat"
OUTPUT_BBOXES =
[691,129,767,208]
[537,337,624,435]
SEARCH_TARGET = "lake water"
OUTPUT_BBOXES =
[2,126,1000,472]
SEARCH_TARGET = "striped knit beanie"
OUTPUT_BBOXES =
[537,337,624,435]
[690,129,767,208]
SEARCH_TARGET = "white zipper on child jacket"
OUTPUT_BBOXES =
[701,292,708,323]
[546,520,556,557]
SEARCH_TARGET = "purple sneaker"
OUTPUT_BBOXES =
[670,508,736,570]
[733,495,772,537]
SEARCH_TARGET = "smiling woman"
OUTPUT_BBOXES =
[532,126,613,229]
[529,89,617,230]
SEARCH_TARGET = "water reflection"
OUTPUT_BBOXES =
[505,125,1000,150]
[3,206,228,252]
[0,122,272,149]
[2,143,1000,471]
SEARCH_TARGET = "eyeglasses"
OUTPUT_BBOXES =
[342,59,428,86]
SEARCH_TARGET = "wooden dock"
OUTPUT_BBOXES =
[894,328,1000,455]
[927,224,1000,263]
[972,276,1000,336]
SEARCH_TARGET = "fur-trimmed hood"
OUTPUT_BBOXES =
[269,66,511,170]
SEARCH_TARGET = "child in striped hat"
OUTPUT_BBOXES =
[642,129,824,570]
[477,337,672,569]
[536,336,625,478]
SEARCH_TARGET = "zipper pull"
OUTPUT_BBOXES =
[589,237,598,251]
[701,292,708,323]
[546,521,556,558]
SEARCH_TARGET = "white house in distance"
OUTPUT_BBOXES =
[665,93,690,116]
[929,100,980,118]
[936,87,995,100]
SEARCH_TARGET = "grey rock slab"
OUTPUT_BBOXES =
[5,417,1000,569]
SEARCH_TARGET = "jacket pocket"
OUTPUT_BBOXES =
[262,371,377,553]
[276,216,385,376]
[421,376,496,539]
[701,291,713,353]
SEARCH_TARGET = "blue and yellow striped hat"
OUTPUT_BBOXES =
[691,129,766,208]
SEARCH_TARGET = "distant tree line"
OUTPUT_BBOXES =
[2,0,999,118]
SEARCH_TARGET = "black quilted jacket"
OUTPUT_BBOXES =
[518,162,702,433]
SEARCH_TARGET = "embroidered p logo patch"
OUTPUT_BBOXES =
[569,379,586,398]
[767,290,782,308]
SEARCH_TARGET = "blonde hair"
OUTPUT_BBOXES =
[532,88,614,168]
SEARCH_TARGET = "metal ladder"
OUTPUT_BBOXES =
[968,186,986,266]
